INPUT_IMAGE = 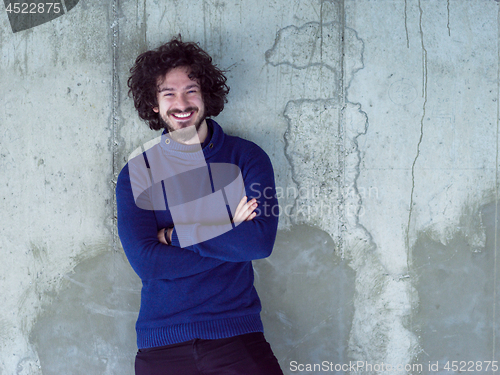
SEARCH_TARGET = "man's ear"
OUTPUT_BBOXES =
[153,107,159,113]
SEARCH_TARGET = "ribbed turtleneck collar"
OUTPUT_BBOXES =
[159,119,224,160]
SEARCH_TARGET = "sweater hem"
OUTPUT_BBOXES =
[137,314,264,349]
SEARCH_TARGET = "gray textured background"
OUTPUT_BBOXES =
[2,0,500,374]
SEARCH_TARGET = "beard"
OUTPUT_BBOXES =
[159,107,205,133]
[159,107,206,144]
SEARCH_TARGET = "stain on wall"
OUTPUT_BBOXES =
[254,225,355,369]
[412,201,499,370]
[29,251,140,375]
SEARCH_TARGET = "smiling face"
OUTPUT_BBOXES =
[153,66,206,135]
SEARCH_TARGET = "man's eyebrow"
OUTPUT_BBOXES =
[157,83,200,93]
[157,87,173,93]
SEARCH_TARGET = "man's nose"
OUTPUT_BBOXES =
[175,94,189,110]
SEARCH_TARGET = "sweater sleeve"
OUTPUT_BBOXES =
[116,164,224,281]
[170,145,279,262]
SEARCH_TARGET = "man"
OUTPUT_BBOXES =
[116,36,283,375]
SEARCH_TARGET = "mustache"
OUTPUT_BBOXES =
[167,107,198,115]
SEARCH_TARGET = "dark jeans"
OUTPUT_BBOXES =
[135,332,283,375]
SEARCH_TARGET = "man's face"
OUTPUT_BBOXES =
[153,66,206,134]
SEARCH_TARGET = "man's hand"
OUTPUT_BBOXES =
[158,227,174,245]
[232,196,258,224]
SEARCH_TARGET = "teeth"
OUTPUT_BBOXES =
[173,112,191,118]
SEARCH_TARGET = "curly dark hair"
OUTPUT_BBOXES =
[128,36,230,131]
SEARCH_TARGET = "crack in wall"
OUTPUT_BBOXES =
[407,0,427,252]
[406,0,427,337]
[447,0,451,36]
[494,1,500,360]
[319,0,324,63]
[142,0,147,47]
[203,0,207,48]
[343,24,370,236]
[111,0,120,253]
[338,0,346,258]
[405,0,410,48]
[265,22,341,73]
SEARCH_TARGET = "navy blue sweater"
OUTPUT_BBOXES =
[116,120,279,348]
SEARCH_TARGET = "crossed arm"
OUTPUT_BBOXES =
[157,196,258,245]
[117,141,278,278]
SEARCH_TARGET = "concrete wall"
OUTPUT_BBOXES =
[1,0,499,374]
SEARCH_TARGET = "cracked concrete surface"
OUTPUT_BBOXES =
[265,5,418,367]
[2,0,500,374]
[348,0,500,371]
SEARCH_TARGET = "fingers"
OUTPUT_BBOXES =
[235,195,248,213]
[233,196,258,224]
[157,228,167,244]
[247,199,258,216]
[166,227,173,245]
[245,211,257,221]
[243,198,258,219]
